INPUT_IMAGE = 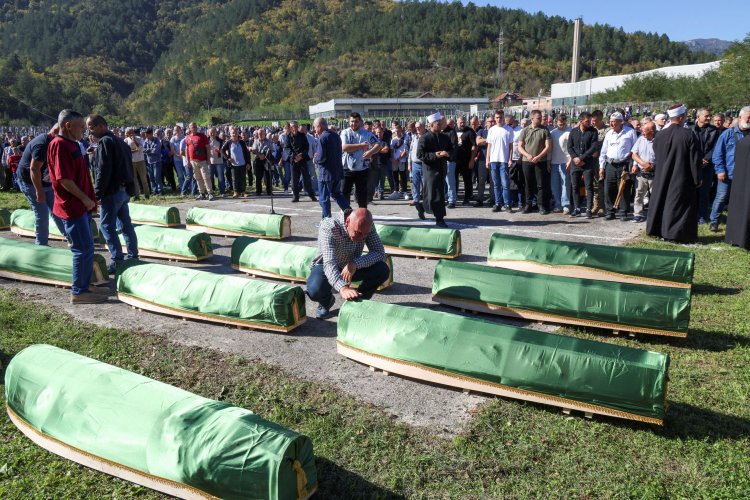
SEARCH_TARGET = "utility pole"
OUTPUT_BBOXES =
[496,30,504,89]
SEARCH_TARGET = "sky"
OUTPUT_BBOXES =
[465,1,749,42]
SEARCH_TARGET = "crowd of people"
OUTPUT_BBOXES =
[1,102,748,306]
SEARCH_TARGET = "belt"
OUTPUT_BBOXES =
[608,160,629,166]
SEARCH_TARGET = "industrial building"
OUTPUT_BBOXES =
[308,97,491,120]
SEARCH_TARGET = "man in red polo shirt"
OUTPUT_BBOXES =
[48,109,108,304]
[185,122,214,200]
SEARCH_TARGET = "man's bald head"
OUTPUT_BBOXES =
[345,208,373,242]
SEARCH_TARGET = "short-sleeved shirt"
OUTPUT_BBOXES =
[475,127,488,162]
[390,135,409,163]
[549,127,572,164]
[185,133,209,161]
[125,137,144,162]
[631,135,655,172]
[17,132,52,185]
[455,126,477,164]
[170,135,184,166]
[518,126,551,160]
[340,127,377,172]
[487,125,513,163]
[47,135,96,219]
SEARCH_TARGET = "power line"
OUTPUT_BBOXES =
[0,87,57,121]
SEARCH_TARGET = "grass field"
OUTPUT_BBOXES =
[0,192,748,497]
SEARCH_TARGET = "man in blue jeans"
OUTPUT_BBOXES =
[87,114,139,275]
[710,106,750,232]
[306,208,389,319]
[15,123,68,245]
[313,117,350,218]
[408,121,425,216]
[48,109,108,304]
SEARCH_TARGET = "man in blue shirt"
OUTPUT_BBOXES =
[710,106,750,232]
[142,128,163,195]
[313,118,350,218]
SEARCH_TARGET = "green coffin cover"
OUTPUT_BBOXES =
[11,209,100,243]
[432,260,691,336]
[127,203,181,226]
[488,233,695,285]
[337,301,668,422]
[231,236,394,288]
[0,236,107,285]
[5,344,317,500]
[120,225,212,260]
[186,207,289,239]
[374,224,461,257]
[116,261,305,331]
[0,208,10,229]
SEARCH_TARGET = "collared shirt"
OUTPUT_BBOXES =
[631,135,655,164]
[312,211,386,292]
[549,126,572,164]
[278,132,290,161]
[143,137,161,164]
[340,127,377,171]
[475,127,488,162]
[314,129,343,182]
[409,132,423,163]
[486,124,513,163]
[125,136,144,162]
[599,127,637,168]
[170,135,183,166]
[208,137,223,164]
[48,135,97,219]
[229,141,246,166]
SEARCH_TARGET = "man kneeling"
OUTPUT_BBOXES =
[306,208,390,319]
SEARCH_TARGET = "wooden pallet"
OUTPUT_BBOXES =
[186,217,291,240]
[337,341,662,425]
[382,236,461,260]
[230,264,394,290]
[117,293,306,333]
[137,248,212,262]
[11,226,102,245]
[487,259,691,289]
[0,267,108,287]
[431,294,687,338]
[7,405,219,499]
[130,219,182,228]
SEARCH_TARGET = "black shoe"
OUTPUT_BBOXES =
[417,210,426,220]
[474,201,484,208]
[604,214,616,221]
[503,205,513,213]
[291,197,299,203]
[585,210,594,219]
[310,195,317,202]
[520,206,531,214]
[492,205,501,213]
[436,220,448,228]
[570,208,580,218]
[461,200,471,206]
[709,222,719,232]
[447,202,456,209]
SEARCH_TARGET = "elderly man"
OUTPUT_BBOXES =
[630,121,657,223]
[417,113,453,226]
[599,112,638,221]
[251,128,273,196]
[646,104,702,243]
[124,127,149,200]
[306,208,389,319]
[313,117,350,218]
[15,123,68,245]
[221,126,251,198]
[185,122,213,200]
[692,108,720,224]
[408,121,426,211]
[710,106,750,232]
[654,114,668,132]
[48,110,107,304]
[86,114,139,274]
[517,110,552,214]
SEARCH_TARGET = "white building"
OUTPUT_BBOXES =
[309,97,491,119]
[551,61,721,106]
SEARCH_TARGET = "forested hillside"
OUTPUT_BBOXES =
[0,0,713,123]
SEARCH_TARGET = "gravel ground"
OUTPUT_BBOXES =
[1,192,642,433]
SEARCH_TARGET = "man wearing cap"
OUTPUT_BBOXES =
[417,113,453,226]
[306,208,389,319]
[646,104,702,243]
[599,112,637,221]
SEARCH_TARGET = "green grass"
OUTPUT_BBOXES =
[0,222,748,497]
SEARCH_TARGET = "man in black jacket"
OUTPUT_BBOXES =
[567,111,600,217]
[692,108,720,224]
[86,114,138,274]
[417,113,453,226]
[285,121,317,203]
[221,126,251,198]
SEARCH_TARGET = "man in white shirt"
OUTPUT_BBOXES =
[340,112,381,208]
[485,110,514,213]
[124,127,149,200]
[549,114,572,214]
[599,112,638,220]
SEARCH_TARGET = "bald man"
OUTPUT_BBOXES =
[306,208,389,319]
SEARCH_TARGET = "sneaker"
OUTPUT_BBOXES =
[552,208,563,214]
[492,205,501,213]
[709,222,719,232]
[632,216,644,223]
[70,291,108,304]
[207,194,215,201]
[585,210,594,219]
[502,205,513,213]
[520,206,531,214]
[386,191,400,200]
[562,207,570,215]
[604,214,616,221]
[195,194,203,201]
[570,208,581,218]
[283,189,289,195]
[314,295,336,319]
[404,193,411,200]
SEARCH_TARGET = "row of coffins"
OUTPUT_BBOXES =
[11,208,101,243]
[5,344,318,500]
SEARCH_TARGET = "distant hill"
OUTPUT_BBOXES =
[0,0,716,123]
[684,39,734,56]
